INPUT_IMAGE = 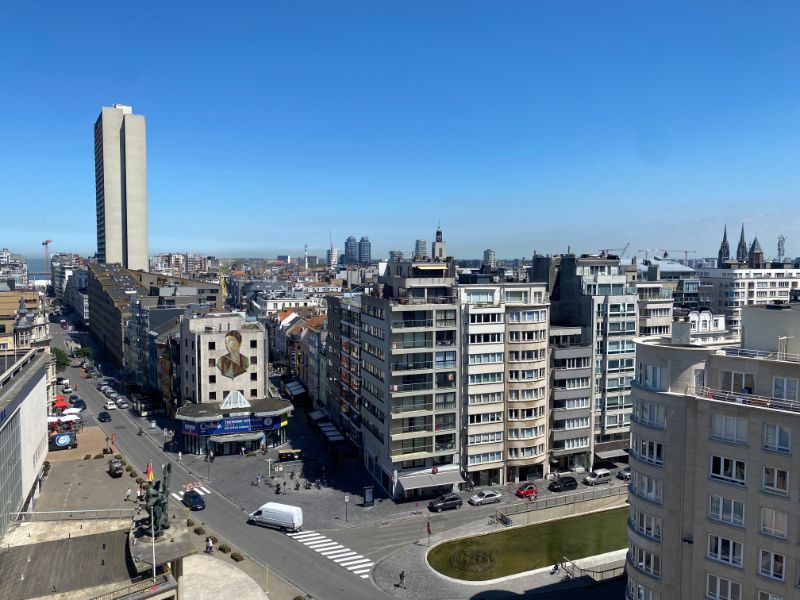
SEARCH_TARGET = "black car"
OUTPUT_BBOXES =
[73,399,86,410]
[548,476,579,492]
[97,411,112,422]
[181,490,206,510]
[428,493,462,512]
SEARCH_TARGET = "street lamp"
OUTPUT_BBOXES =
[344,495,349,522]
[266,458,274,480]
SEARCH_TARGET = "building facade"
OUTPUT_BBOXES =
[358,237,371,265]
[94,104,148,271]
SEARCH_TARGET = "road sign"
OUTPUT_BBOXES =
[345,496,350,503]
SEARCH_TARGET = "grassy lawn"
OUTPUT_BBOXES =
[427,507,629,581]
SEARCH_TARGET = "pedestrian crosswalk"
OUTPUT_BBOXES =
[286,530,373,579]
[171,486,212,501]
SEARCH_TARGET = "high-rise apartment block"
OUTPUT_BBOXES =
[50,252,83,301]
[414,239,428,260]
[94,104,148,271]
[327,247,339,269]
[358,237,371,265]
[627,304,800,600]
[431,227,447,261]
[0,249,28,287]
[483,249,497,270]
[532,253,638,461]
[344,236,358,265]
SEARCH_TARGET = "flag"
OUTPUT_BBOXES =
[146,462,154,482]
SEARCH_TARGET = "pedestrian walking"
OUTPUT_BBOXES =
[136,488,142,503]
[178,451,182,462]
[209,450,214,461]
[256,473,262,486]
[205,537,213,554]
[240,445,245,456]
[125,488,132,502]
[398,570,406,588]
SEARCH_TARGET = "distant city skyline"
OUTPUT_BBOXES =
[3,3,799,259]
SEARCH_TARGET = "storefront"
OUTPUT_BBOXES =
[176,393,293,456]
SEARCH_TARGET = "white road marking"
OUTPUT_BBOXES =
[287,533,372,580]
[316,544,344,554]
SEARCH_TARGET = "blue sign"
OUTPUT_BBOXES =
[182,416,283,436]
[50,432,77,448]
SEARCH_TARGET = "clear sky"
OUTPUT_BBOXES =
[2,1,799,261]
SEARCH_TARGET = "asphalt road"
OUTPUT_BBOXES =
[52,326,389,600]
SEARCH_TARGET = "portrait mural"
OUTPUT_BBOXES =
[216,330,249,379]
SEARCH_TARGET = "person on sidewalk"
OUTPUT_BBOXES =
[125,488,132,502]
[177,451,182,462]
[398,570,406,588]
[205,537,213,554]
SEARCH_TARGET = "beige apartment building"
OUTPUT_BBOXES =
[628,303,800,600]
[458,278,550,485]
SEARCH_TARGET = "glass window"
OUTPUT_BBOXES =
[762,466,789,494]
[712,415,747,444]
[708,494,744,527]
[706,574,741,600]
[710,455,746,485]
[763,424,790,453]
[759,550,784,580]
[707,534,743,567]
[760,507,788,539]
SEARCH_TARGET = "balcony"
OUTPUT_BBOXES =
[434,441,457,453]
[391,339,433,350]
[390,295,457,306]
[435,360,456,369]
[391,319,434,329]
[390,361,433,373]
[690,385,800,414]
[391,382,434,394]
[391,445,433,459]
[390,423,434,438]
[715,346,800,364]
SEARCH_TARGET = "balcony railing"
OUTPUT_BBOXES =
[391,295,457,306]
[391,319,434,329]
[393,445,433,456]
[715,346,800,364]
[391,382,433,393]
[391,403,433,414]
[435,442,457,452]
[435,360,456,369]
[690,386,800,414]
[391,361,433,372]
[390,423,433,435]
[391,339,432,350]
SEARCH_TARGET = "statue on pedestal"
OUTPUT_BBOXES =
[145,463,172,538]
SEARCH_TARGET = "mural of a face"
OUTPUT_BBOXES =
[216,330,249,380]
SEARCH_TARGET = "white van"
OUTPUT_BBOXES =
[583,468,612,485]
[248,502,303,533]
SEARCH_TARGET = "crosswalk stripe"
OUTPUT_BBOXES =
[170,493,182,501]
[331,552,357,562]
[199,487,211,494]
[194,489,206,496]
[337,556,366,566]
[352,567,372,575]
[359,574,369,579]
[287,530,315,537]
[293,533,324,542]
[322,548,352,558]
[346,560,373,570]
[306,540,337,549]
[316,544,344,554]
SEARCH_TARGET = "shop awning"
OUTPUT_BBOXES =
[208,432,264,443]
[54,399,69,408]
[398,470,465,491]
[595,448,629,460]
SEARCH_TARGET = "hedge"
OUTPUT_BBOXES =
[230,552,244,562]
[193,527,206,536]
[219,543,231,553]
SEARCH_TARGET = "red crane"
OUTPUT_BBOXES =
[42,240,52,276]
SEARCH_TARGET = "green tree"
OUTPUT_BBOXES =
[52,348,70,372]
[75,347,93,359]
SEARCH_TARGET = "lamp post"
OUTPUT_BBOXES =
[345,495,349,522]
[266,458,274,480]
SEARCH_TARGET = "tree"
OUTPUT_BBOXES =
[75,347,93,359]
[52,348,70,372]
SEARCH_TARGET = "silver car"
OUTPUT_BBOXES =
[468,490,502,506]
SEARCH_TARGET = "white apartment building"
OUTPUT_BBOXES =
[628,303,800,600]
[458,280,549,485]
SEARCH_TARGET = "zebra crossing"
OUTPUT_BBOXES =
[286,530,373,579]
[170,486,212,501]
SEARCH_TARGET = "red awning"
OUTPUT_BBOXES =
[55,395,65,401]
[54,400,68,408]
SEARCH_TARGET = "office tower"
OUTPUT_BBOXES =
[327,247,339,269]
[360,259,463,498]
[431,226,447,261]
[344,236,358,265]
[627,304,800,600]
[94,104,148,271]
[358,237,371,265]
[388,250,405,262]
[483,249,497,270]
[532,253,638,462]
[414,239,428,260]
[457,276,550,485]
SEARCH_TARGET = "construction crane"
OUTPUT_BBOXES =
[597,242,630,258]
[657,248,696,265]
[42,240,53,276]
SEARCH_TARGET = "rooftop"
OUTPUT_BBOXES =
[0,348,49,414]
[175,396,293,420]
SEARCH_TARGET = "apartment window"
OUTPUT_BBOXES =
[721,371,755,393]
[208,341,216,350]
[627,579,661,600]
[468,412,502,424]
[468,352,503,364]
[504,290,528,303]
[250,356,257,365]
[250,339,257,348]
[508,387,545,401]
[763,424,790,454]
[630,507,662,542]
[208,358,215,368]
[759,550,784,581]
[466,290,493,304]
[508,309,546,322]
[208,375,216,384]
[469,312,502,323]
[634,399,665,429]
[757,592,782,600]
[772,377,798,401]
[469,332,504,344]
[632,435,663,466]
[250,388,258,397]
[712,415,747,445]
[709,494,744,527]
[250,372,257,381]
[706,574,741,600]
[628,542,661,578]
[209,391,216,400]
[631,472,663,504]
[710,455,746,485]
[762,466,788,494]
[467,451,502,465]
[561,437,589,449]
[469,372,504,385]
[468,392,503,405]
[468,431,503,445]
[707,534,743,567]
[760,507,788,539]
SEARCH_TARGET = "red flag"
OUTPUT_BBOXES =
[146,462,154,482]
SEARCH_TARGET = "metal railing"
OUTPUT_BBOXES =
[500,484,629,516]
[391,319,434,329]
[716,346,800,364]
[391,340,433,349]
[90,573,174,600]
[391,382,433,393]
[390,361,433,372]
[690,386,800,414]
[390,423,433,435]
[11,508,136,522]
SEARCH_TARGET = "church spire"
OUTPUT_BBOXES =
[736,224,748,263]
[718,224,730,264]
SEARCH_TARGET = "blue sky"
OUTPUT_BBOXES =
[2,1,799,261]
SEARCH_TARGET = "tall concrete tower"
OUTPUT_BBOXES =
[94,104,148,271]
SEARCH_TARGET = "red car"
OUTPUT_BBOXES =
[515,482,539,498]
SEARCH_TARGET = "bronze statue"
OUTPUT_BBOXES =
[145,463,172,538]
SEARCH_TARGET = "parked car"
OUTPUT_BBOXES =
[583,468,612,486]
[468,490,502,506]
[514,482,539,498]
[98,411,112,422]
[181,490,206,510]
[108,459,124,478]
[248,502,303,532]
[116,399,129,409]
[617,466,632,482]
[428,493,463,512]
[69,394,79,402]
[548,476,579,492]
[62,386,73,394]
[103,401,117,410]
[73,399,86,410]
